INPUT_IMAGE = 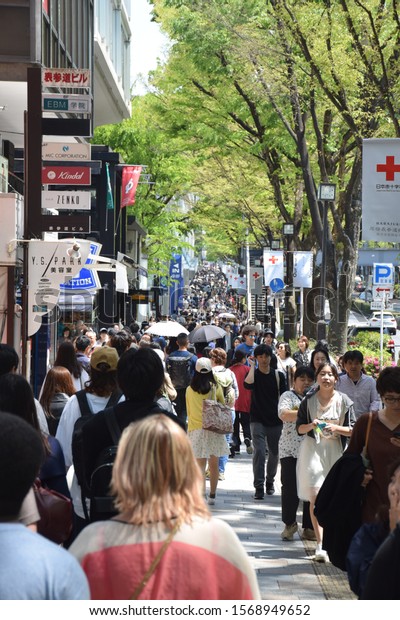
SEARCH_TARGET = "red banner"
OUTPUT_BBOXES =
[121,166,142,208]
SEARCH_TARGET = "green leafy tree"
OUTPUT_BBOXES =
[146,0,400,350]
[93,96,196,274]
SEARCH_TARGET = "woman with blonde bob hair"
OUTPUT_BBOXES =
[70,415,260,601]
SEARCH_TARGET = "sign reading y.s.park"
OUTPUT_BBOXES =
[27,240,93,336]
[42,166,91,185]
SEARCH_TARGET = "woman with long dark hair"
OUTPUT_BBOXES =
[0,373,69,498]
[39,366,76,436]
[186,357,229,505]
[53,340,89,390]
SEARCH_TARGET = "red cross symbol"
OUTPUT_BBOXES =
[376,155,400,181]
[239,280,244,285]
[268,256,278,264]
[252,271,260,279]
[233,276,238,281]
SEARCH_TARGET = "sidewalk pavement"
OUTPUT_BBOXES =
[208,450,356,601]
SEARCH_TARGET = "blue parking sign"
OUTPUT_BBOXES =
[373,263,394,286]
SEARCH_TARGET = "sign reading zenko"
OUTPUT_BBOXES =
[42,190,91,211]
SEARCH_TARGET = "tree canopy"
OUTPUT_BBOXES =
[95,0,400,349]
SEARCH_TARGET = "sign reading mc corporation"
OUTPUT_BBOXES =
[42,166,91,186]
[42,142,91,161]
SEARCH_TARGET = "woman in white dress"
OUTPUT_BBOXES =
[186,357,229,506]
[296,363,355,561]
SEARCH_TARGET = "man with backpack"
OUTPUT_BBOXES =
[244,344,286,500]
[72,347,185,524]
[56,346,122,538]
[166,332,197,424]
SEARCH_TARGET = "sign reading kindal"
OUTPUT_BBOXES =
[42,166,91,185]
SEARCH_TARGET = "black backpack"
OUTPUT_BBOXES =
[166,354,192,390]
[89,410,123,522]
[88,402,163,522]
[71,390,122,505]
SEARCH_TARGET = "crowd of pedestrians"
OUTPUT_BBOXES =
[1,262,400,600]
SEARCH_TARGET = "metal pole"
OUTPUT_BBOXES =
[317,201,328,341]
[299,287,304,337]
[380,293,385,370]
[246,229,252,322]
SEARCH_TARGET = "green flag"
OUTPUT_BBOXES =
[106,162,114,211]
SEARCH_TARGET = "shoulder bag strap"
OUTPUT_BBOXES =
[104,409,122,445]
[275,369,280,392]
[364,411,373,452]
[106,389,122,408]
[130,519,181,600]
[75,390,92,417]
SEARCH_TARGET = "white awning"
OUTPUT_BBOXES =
[57,290,96,310]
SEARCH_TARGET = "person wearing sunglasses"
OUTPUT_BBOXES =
[235,326,258,367]
[347,366,400,524]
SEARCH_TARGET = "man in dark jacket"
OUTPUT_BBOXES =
[75,347,185,518]
[314,451,366,570]
[244,344,286,500]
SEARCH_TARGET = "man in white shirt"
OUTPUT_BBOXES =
[336,350,381,419]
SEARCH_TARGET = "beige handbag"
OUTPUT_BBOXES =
[202,386,233,435]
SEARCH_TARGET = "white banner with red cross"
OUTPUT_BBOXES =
[228,272,239,287]
[263,250,284,286]
[362,138,400,242]
[250,267,264,295]
[231,275,247,291]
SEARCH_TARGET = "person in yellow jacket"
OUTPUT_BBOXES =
[186,357,229,506]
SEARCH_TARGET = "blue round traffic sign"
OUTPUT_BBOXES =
[269,278,285,293]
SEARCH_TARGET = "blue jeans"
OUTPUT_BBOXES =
[250,422,282,489]
[219,410,235,473]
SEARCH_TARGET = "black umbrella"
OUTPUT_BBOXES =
[189,324,226,343]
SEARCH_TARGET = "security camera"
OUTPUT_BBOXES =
[117,252,136,268]
[67,243,81,259]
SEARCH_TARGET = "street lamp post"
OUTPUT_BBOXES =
[282,223,294,342]
[317,183,336,341]
[265,240,281,333]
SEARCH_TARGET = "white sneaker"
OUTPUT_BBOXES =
[314,545,328,562]
[207,495,216,506]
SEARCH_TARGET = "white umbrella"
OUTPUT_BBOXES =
[189,324,226,343]
[145,321,189,337]
[218,312,236,319]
